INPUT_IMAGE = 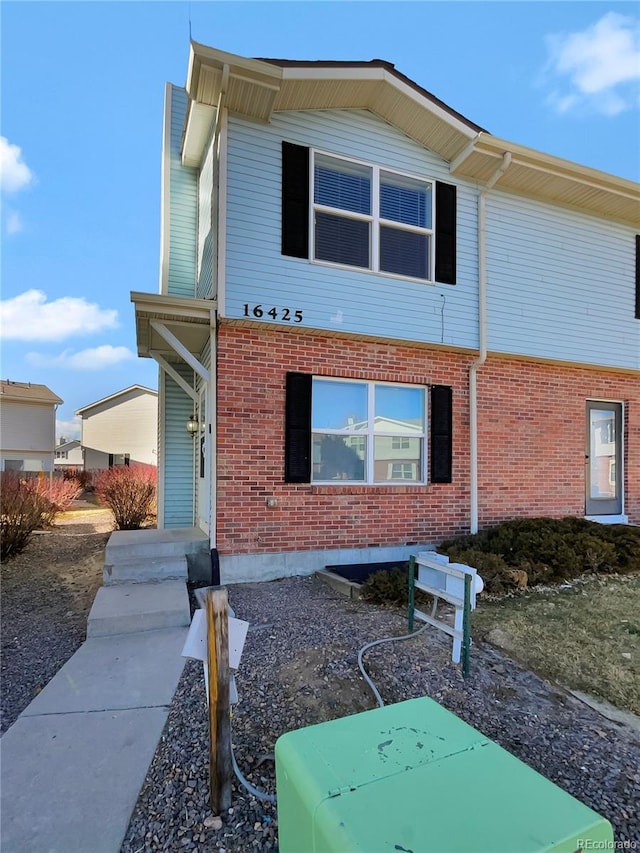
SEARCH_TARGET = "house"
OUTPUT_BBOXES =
[54,438,84,471]
[131,42,640,584]
[0,380,63,473]
[76,385,158,471]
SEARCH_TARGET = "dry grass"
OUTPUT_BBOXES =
[473,574,640,715]
[58,507,109,519]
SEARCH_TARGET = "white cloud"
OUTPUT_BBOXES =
[544,12,640,115]
[56,417,81,441]
[0,137,34,193]
[5,210,23,235]
[0,290,119,341]
[27,345,135,371]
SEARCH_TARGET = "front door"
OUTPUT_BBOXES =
[585,401,622,517]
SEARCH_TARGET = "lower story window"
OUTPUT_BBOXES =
[4,459,43,472]
[109,453,130,467]
[311,378,426,484]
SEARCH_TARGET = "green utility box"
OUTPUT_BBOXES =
[275,696,613,853]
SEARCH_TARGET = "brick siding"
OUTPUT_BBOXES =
[216,323,639,555]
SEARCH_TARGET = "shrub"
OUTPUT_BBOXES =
[440,517,640,594]
[0,472,82,559]
[361,567,408,605]
[37,475,81,527]
[64,468,93,491]
[76,470,94,491]
[94,464,157,530]
[1,472,48,560]
[361,565,435,610]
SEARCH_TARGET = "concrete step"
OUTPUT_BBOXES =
[87,581,190,638]
[103,555,188,585]
[105,527,209,563]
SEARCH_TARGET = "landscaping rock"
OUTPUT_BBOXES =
[121,576,640,850]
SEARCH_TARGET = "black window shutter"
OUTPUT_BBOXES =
[285,372,312,483]
[430,385,453,484]
[282,142,310,259]
[108,453,114,468]
[435,182,457,285]
[635,235,640,320]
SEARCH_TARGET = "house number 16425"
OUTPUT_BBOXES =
[243,304,303,323]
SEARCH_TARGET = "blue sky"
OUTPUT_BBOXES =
[2,1,638,440]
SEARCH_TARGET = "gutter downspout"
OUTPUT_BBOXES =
[207,63,228,553]
[470,152,511,533]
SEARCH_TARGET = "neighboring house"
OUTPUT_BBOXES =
[54,439,84,471]
[0,381,62,473]
[76,385,158,471]
[131,43,640,584]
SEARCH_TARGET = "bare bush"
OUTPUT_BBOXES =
[94,464,157,530]
[37,476,82,527]
[0,472,82,560]
[1,472,48,560]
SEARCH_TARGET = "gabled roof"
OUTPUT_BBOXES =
[182,43,639,228]
[55,439,81,451]
[0,380,63,405]
[76,384,158,416]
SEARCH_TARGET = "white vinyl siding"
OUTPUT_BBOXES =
[80,390,157,468]
[486,192,640,370]
[0,400,56,471]
[224,109,479,349]
[162,364,196,528]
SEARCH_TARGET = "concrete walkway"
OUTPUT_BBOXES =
[0,529,196,853]
[1,627,188,853]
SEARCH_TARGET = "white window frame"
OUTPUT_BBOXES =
[389,462,416,480]
[392,436,411,450]
[311,377,427,486]
[310,149,435,283]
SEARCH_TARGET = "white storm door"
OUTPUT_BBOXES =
[585,401,622,517]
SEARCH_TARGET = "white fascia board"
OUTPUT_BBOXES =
[280,65,479,140]
[131,291,217,318]
[183,101,217,167]
[476,133,639,197]
[75,385,157,416]
[189,42,283,87]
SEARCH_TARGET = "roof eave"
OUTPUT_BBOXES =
[182,45,480,167]
[182,44,640,227]
[452,133,640,228]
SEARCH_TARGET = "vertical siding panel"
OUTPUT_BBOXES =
[167,85,197,298]
[162,363,196,528]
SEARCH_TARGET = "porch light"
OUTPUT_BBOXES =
[186,414,200,436]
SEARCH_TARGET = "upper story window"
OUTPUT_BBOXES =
[282,141,456,285]
[312,152,434,281]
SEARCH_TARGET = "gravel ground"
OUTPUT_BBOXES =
[0,505,111,733]
[122,575,640,851]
